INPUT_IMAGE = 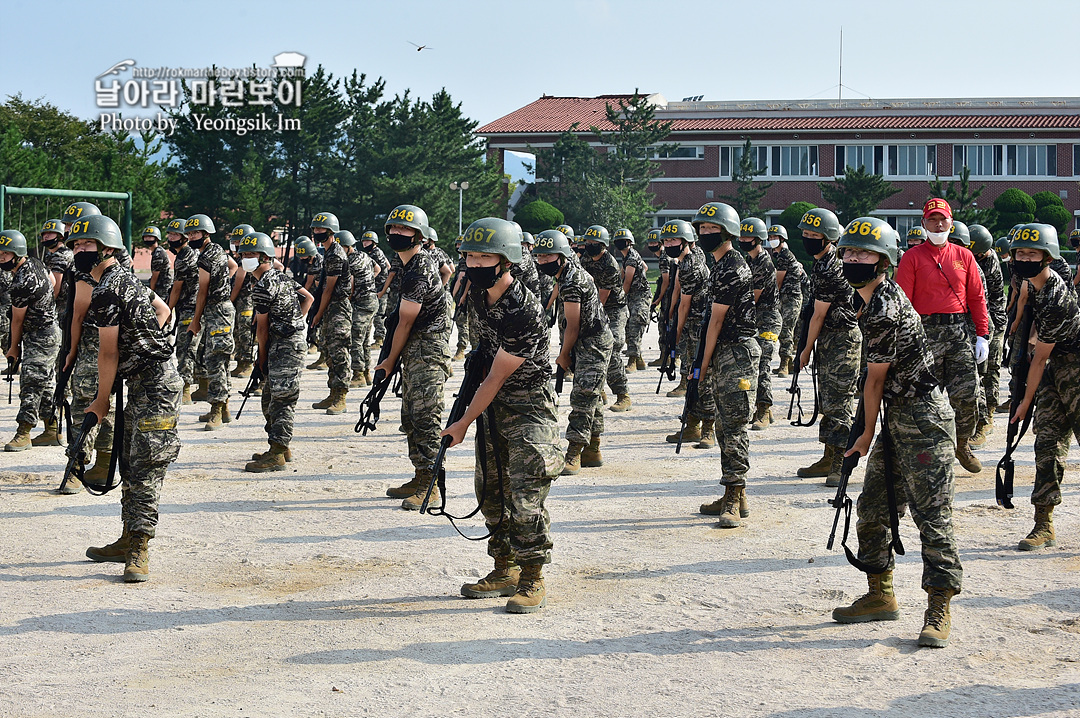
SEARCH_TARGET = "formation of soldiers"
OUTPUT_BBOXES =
[1,195,1076,643]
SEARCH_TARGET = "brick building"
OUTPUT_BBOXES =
[477,94,1080,234]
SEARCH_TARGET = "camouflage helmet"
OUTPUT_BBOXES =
[798,208,840,241]
[1010,223,1060,260]
[556,224,575,237]
[613,228,634,245]
[521,232,535,247]
[0,229,28,258]
[692,202,740,236]
[660,219,697,243]
[63,202,101,225]
[739,217,768,241]
[994,237,1011,258]
[141,226,162,242]
[335,230,357,247]
[361,230,379,244]
[583,225,610,246]
[185,214,216,234]
[645,227,662,245]
[767,224,788,241]
[532,229,575,259]
[310,212,340,233]
[948,221,971,248]
[237,231,276,259]
[427,227,439,244]
[385,204,431,241]
[906,226,926,246]
[66,215,125,251]
[969,224,994,255]
[229,224,255,244]
[1068,228,1080,248]
[294,237,318,259]
[40,218,66,239]
[460,217,523,264]
[838,217,898,267]
[165,218,187,236]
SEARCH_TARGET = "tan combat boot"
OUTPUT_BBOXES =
[4,422,33,452]
[580,435,603,468]
[648,355,664,367]
[306,354,328,371]
[797,444,834,478]
[955,439,982,473]
[1018,504,1056,551]
[190,377,210,402]
[461,556,521,598]
[609,393,632,412]
[231,361,253,378]
[57,469,84,495]
[387,470,425,498]
[696,421,716,449]
[714,485,746,529]
[181,384,193,405]
[349,371,366,389]
[325,387,348,415]
[31,419,63,446]
[452,347,466,362]
[364,370,373,386]
[777,356,793,378]
[83,450,112,485]
[86,529,130,563]
[245,443,288,473]
[202,402,226,431]
[825,444,845,488]
[751,403,773,431]
[635,356,646,371]
[918,587,956,648]
[700,490,750,518]
[506,563,546,613]
[832,572,902,623]
[666,416,701,444]
[666,377,688,398]
[312,391,335,410]
[969,419,989,448]
[199,399,231,424]
[401,481,438,511]
[371,338,383,349]
[252,446,292,463]
[123,532,152,582]
[625,357,637,373]
[561,442,585,475]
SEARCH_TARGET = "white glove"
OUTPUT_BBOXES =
[975,336,989,363]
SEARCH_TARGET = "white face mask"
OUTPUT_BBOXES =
[766,238,780,249]
[926,230,949,246]
[241,257,260,272]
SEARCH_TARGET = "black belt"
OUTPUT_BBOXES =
[921,313,966,326]
[887,388,937,407]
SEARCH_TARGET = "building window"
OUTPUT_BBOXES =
[954,144,1056,177]
[882,215,923,237]
[837,145,882,175]
[888,145,937,176]
[720,145,817,178]
[1074,144,1080,176]
[652,145,704,159]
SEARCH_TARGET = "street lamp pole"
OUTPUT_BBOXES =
[449,180,469,235]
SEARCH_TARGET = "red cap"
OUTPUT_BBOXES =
[923,198,953,220]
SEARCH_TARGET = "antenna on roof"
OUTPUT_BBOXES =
[838,27,843,106]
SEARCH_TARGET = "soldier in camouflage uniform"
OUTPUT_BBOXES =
[35,218,73,446]
[1008,223,1080,553]
[339,230,380,388]
[613,228,651,373]
[831,216,962,650]
[70,216,181,583]
[446,218,563,614]
[227,225,257,378]
[361,231,391,347]
[740,218,782,431]
[581,225,631,412]
[526,233,555,322]
[967,225,1006,447]
[693,204,761,528]
[307,213,353,414]
[646,228,675,367]
[662,220,717,448]
[142,226,174,302]
[376,205,452,509]
[167,218,200,404]
[768,224,804,379]
[240,232,314,472]
[186,214,236,430]
[0,263,10,353]
[2,230,61,452]
[450,237,472,360]
[796,208,862,488]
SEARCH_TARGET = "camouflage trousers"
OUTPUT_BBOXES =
[16,324,60,428]
[816,325,861,450]
[605,304,629,396]
[474,385,563,565]
[0,310,10,353]
[923,320,979,442]
[979,326,1006,422]
[565,329,613,445]
[66,328,115,460]
[856,389,962,592]
[322,300,353,391]
[201,301,235,404]
[624,293,651,359]
[350,294,379,376]
[120,358,182,538]
[706,337,760,486]
[373,293,389,343]
[400,332,451,473]
[778,291,803,360]
[176,310,201,386]
[681,314,716,424]
[755,310,782,406]
[232,296,255,364]
[453,297,470,351]
[1031,352,1080,507]
[261,333,306,447]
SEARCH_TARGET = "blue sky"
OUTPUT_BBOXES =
[3,0,1077,182]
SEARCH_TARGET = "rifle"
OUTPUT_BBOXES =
[544,284,559,328]
[655,270,680,394]
[554,347,576,396]
[675,305,711,454]
[995,301,1035,509]
[451,275,469,322]
[354,309,400,434]
[787,297,819,426]
[54,267,78,440]
[5,356,18,404]
[234,362,263,420]
[59,381,125,496]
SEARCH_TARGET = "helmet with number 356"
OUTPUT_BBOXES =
[798,208,840,241]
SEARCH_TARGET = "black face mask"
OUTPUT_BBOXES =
[1070,239,1080,249]
[312,230,331,242]
[1012,260,1044,279]
[613,239,631,251]
[584,243,604,257]
[537,259,561,277]
[387,233,414,252]
[188,237,205,249]
[738,240,756,254]
[142,240,157,248]
[647,244,661,255]
[73,251,100,273]
[664,245,683,259]
[168,240,184,252]
[466,264,502,290]
[842,262,879,288]
[361,242,375,253]
[698,233,723,253]
[41,237,61,249]
[802,237,827,256]
[0,258,16,272]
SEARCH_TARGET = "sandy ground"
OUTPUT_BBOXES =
[1,327,1079,718]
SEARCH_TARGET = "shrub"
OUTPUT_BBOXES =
[514,200,564,234]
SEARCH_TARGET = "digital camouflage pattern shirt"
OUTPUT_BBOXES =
[1029,269,1080,355]
[582,249,626,309]
[253,267,306,340]
[709,248,757,344]
[748,249,779,315]
[399,249,450,335]
[321,240,352,305]
[173,245,200,312]
[150,245,174,300]
[347,249,377,300]
[472,278,551,393]
[772,244,805,297]
[811,245,858,331]
[87,262,172,378]
[196,242,231,304]
[558,261,607,339]
[677,248,710,320]
[10,257,57,326]
[860,278,939,400]
[620,246,650,301]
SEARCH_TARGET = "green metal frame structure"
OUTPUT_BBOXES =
[0,185,133,253]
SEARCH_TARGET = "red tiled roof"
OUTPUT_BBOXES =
[476,95,639,134]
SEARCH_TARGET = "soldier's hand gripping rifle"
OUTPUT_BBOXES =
[655,277,680,394]
[354,309,401,434]
[787,298,819,426]
[4,356,19,405]
[554,347,575,396]
[451,276,469,322]
[234,362,263,420]
[996,301,1035,509]
[54,267,78,440]
[675,305,711,454]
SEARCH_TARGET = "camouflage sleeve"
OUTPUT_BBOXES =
[9,265,45,309]
[175,250,198,284]
[710,256,746,306]
[325,247,348,279]
[862,298,898,365]
[1033,274,1080,345]
[151,249,170,275]
[87,284,123,329]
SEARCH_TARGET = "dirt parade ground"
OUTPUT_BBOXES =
[1,327,1078,718]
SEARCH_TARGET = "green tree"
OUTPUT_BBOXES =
[778,201,817,266]
[720,139,772,219]
[993,188,1036,235]
[514,200,564,233]
[818,166,900,221]
[927,166,990,225]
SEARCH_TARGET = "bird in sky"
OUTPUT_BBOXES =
[407,42,432,52]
